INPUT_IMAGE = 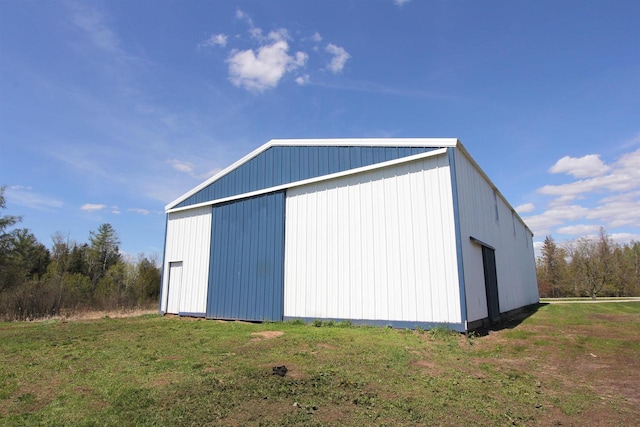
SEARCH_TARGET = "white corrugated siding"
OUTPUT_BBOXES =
[161,206,211,314]
[284,154,461,323]
[453,150,538,322]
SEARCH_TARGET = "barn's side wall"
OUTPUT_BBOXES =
[453,149,538,323]
[284,153,462,326]
[161,206,211,315]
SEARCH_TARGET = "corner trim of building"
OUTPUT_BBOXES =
[158,213,169,314]
[448,147,468,328]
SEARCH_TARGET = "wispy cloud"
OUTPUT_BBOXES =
[67,2,121,54]
[393,0,412,6]
[5,186,64,211]
[80,203,106,212]
[235,9,254,27]
[309,79,455,100]
[166,159,222,184]
[199,33,228,48]
[128,208,150,215]
[168,159,195,174]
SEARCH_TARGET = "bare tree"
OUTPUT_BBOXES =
[569,227,615,300]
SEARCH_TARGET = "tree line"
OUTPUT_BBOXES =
[537,227,640,299]
[0,187,161,320]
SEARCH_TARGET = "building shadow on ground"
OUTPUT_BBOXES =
[470,302,547,337]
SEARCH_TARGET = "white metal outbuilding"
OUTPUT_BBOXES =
[160,138,538,331]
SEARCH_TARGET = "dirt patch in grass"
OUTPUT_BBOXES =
[147,372,182,388]
[411,359,437,370]
[250,331,284,340]
[470,307,640,426]
[1,376,63,416]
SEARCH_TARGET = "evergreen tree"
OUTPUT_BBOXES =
[87,224,122,286]
[0,186,22,291]
[538,236,567,297]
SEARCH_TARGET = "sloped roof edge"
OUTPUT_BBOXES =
[165,138,460,210]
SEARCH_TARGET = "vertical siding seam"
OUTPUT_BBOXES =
[408,162,418,321]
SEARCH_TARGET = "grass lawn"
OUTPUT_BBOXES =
[1,302,639,426]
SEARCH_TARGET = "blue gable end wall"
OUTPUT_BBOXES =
[175,146,436,208]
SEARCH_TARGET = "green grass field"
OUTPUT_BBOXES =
[1,303,639,426]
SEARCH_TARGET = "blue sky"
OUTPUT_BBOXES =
[1,0,639,260]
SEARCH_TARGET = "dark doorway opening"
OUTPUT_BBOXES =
[481,245,500,323]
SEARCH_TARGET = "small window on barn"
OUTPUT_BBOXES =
[493,190,499,223]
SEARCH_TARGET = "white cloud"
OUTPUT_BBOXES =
[5,186,64,211]
[204,11,347,92]
[524,145,640,242]
[168,159,195,173]
[199,167,223,180]
[326,43,350,73]
[112,205,121,214]
[532,240,545,255]
[539,148,640,197]
[584,193,640,227]
[227,40,308,92]
[249,27,264,41]
[556,224,600,235]
[235,8,263,41]
[394,0,412,6]
[610,233,640,245]
[549,154,610,178]
[200,33,228,48]
[296,74,310,86]
[514,202,535,213]
[268,29,290,42]
[235,9,249,22]
[80,203,106,212]
[523,204,589,234]
[128,208,150,215]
